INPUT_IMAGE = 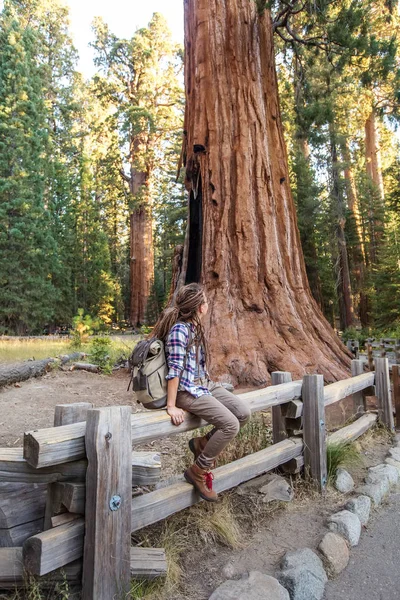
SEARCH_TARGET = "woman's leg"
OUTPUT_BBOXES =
[208,383,251,429]
[176,391,240,470]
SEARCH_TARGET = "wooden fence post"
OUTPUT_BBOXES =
[302,374,327,491]
[392,365,400,430]
[351,359,366,413]
[367,343,374,371]
[82,406,132,600]
[54,403,93,427]
[375,358,394,431]
[271,371,292,443]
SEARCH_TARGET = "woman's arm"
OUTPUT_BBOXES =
[166,377,185,425]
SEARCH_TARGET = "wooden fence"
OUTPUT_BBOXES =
[0,358,398,598]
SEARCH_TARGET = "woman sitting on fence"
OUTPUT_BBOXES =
[152,283,251,502]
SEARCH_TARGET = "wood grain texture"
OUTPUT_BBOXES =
[375,358,394,430]
[0,518,43,548]
[351,359,366,412]
[271,372,292,443]
[132,451,161,485]
[131,438,303,531]
[328,413,377,444]
[0,548,82,588]
[0,482,47,528]
[130,547,167,580]
[51,513,81,528]
[24,381,303,466]
[54,403,93,426]
[324,372,375,407]
[82,406,132,600]
[303,374,327,491]
[392,365,400,429]
[0,448,86,483]
[23,518,85,575]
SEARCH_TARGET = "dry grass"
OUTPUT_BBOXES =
[0,337,137,366]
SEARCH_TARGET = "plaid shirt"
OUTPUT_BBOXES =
[165,322,211,398]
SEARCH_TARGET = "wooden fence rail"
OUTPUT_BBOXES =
[0,358,396,596]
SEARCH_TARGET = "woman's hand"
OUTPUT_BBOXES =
[167,406,185,426]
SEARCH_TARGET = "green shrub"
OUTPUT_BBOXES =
[326,441,362,484]
[70,309,98,348]
[90,337,113,374]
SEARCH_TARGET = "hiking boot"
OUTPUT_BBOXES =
[184,463,218,502]
[188,435,217,468]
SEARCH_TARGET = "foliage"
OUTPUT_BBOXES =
[89,336,113,374]
[326,441,362,483]
[70,309,97,348]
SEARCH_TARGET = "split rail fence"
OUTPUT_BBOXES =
[0,358,399,598]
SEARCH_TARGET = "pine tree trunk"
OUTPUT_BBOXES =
[330,128,354,331]
[128,161,154,327]
[365,109,384,201]
[340,138,369,326]
[180,0,350,385]
[365,107,384,265]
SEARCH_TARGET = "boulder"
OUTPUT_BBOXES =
[356,478,390,506]
[344,495,371,526]
[366,464,398,486]
[209,571,290,600]
[327,510,361,546]
[384,457,400,473]
[259,475,294,503]
[278,548,327,600]
[318,532,349,576]
[334,468,355,494]
[387,447,400,462]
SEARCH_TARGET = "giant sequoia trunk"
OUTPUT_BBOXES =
[179,0,350,385]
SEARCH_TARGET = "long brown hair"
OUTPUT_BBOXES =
[152,283,208,364]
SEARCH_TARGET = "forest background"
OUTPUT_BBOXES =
[0,0,399,344]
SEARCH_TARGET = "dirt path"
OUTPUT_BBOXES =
[0,369,137,447]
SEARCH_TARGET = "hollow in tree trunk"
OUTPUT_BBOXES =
[178,0,350,385]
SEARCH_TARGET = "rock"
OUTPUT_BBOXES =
[344,495,371,526]
[278,548,327,600]
[327,510,361,546]
[221,561,238,580]
[334,468,355,494]
[356,478,390,506]
[259,475,294,503]
[236,473,278,496]
[318,532,349,576]
[367,464,398,486]
[387,447,400,462]
[209,571,290,600]
[384,457,400,473]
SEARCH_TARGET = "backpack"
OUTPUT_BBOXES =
[128,323,193,410]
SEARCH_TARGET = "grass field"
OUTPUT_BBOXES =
[0,336,139,364]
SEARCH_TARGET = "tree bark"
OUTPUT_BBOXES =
[365,107,385,265]
[181,0,350,385]
[330,127,354,331]
[0,359,55,388]
[129,204,154,327]
[340,138,369,326]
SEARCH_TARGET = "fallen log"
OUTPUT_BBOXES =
[58,353,86,365]
[0,359,55,388]
[69,363,99,373]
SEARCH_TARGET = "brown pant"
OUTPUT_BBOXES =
[176,382,251,470]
